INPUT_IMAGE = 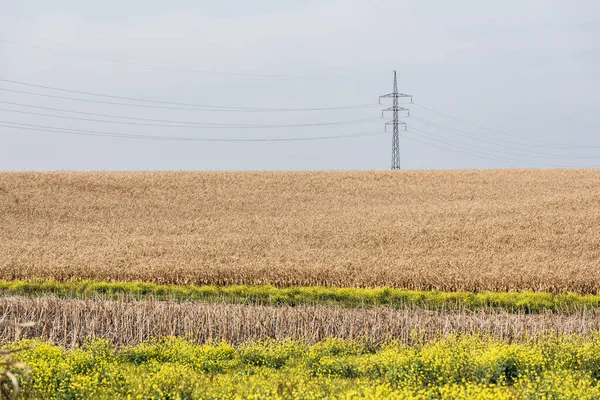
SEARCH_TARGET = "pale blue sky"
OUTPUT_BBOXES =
[1,0,599,170]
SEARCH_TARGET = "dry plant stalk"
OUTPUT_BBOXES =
[0,323,33,400]
[1,297,600,346]
[1,170,600,292]
[0,349,28,400]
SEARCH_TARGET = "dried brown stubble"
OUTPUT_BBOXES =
[1,169,599,292]
[2,297,600,346]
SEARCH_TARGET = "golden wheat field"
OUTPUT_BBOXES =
[1,169,599,292]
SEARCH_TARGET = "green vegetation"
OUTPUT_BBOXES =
[2,279,600,313]
[3,335,600,399]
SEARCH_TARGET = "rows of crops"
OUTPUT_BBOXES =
[2,170,600,398]
[5,297,600,347]
[2,170,600,292]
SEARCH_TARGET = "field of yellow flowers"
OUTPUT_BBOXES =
[5,335,600,399]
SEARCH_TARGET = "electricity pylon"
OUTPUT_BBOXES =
[380,71,412,170]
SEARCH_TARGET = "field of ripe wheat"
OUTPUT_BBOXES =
[1,169,600,292]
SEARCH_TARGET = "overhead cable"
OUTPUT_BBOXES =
[0,78,380,111]
[1,100,376,126]
[403,129,532,166]
[0,107,381,129]
[0,121,386,142]
[406,127,598,168]
[0,39,379,79]
[409,115,600,156]
[411,102,595,148]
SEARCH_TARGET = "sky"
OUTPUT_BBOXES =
[1,0,599,170]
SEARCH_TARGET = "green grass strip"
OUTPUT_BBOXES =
[1,278,600,312]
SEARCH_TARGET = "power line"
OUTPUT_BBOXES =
[0,87,380,114]
[0,78,379,111]
[0,107,382,129]
[407,79,600,131]
[409,114,598,150]
[0,100,212,123]
[408,126,600,161]
[403,129,533,166]
[407,127,599,168]
[0,38,379,79]
[412,102,596,148]
[0,87,269,112]
[409,115,600,157]
[407,127,533,165]
[0,121,387,142]
[0,101,375,127]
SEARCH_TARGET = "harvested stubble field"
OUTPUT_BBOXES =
[3,297,600,346]
[1,169,599,292]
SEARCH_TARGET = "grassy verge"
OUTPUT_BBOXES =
[6,335,600,399]
[1,279,600,312]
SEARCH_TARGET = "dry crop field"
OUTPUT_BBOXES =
[4,298,600,346]
[2,169,600,398]
[1,169,600,292]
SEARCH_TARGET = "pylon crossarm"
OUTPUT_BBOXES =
[382,106,409,112]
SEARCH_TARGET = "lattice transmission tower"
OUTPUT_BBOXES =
[379,71,412,170]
